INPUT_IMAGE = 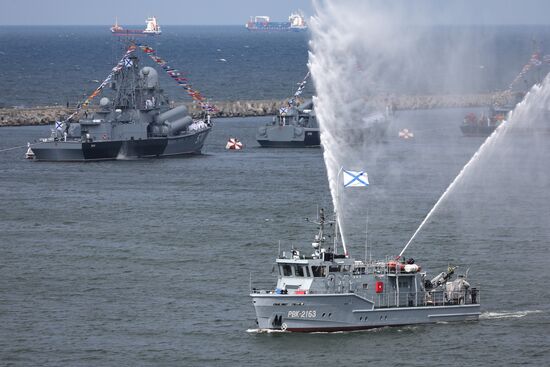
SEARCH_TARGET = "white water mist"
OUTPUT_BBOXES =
[309,1,428,245]
[401,74,550,255]
[309,1,550,255]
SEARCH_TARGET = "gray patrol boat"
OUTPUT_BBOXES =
[256,101,391,148]
[256,100,320,147]
[251,208,480,332]
[32,53,211,161]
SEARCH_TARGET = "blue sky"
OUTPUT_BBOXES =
[1,0,550,26]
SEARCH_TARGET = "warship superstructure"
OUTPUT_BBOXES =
[251,209,480,332]
[256,100,319,147]
[32,52,211,161]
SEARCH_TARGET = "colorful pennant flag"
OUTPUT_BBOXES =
[136,43,218,113]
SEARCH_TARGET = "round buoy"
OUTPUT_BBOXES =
[398,128,414,139]
[225,138,243,150]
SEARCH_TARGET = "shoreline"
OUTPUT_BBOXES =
[0,93,505,127]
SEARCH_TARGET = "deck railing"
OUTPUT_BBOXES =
[373,288,480,308]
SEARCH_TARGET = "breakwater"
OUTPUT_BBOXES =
[0,93,506,127]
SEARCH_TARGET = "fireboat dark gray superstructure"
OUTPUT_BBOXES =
[32,52,211,161]
[251,209,480,332]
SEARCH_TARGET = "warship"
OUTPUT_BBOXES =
[32,51,211,161]
[256,100,320,147]
[251,208,480,332]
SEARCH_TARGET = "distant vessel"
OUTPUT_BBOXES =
[31,48,211,161]
[257,100,391,147]
[257,100,319,147]
[251,208,480,332]
[143,17,162,35]
[460,106,508,137]
[110,17,124,33]
[110,16,162,35]
[246,11,307,32]
[460,92,524,137]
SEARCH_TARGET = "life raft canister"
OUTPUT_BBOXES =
[387,260,405,272]
[375,281,384,294]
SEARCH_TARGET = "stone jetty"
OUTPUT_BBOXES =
[0,93,507,127]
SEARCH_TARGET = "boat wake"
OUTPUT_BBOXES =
[480,310,543,320]
[246,325,419,334]
[246,328,287,334]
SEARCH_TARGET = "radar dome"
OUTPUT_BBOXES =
[140,66,159,89]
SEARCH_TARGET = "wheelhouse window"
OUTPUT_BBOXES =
[295,265,304,277]
[312,265,326,277]
[281,264,292,276]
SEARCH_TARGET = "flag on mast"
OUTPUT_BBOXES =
[343,169,369,187]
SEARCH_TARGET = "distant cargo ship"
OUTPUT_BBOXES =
[110,16,162,35]
[245,11,307,32]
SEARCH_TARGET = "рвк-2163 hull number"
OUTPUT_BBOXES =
[288,310,316,318]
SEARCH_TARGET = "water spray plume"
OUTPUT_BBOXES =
[309,1,424,225]
[400,76,549,256]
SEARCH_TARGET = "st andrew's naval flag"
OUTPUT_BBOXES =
[343,169,369,188]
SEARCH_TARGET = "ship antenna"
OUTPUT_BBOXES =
[365,200,369,262]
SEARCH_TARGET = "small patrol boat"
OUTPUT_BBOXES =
[256,100,320,147]
[251,208,480,332]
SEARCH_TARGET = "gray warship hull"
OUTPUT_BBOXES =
[257,126,320,147]
[251,293,480,332]
[32,128,211,162]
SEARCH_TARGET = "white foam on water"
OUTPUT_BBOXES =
[246,328,287,334]
[480,310,544,320]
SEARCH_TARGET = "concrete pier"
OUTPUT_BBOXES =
[0,93,506,127]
